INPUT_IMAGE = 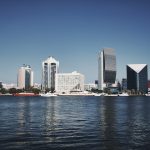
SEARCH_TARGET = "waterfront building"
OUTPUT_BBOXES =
[55,71,84,94]
[84,83,96,91]
[17,64,33,89]
[122,78,127,90]
[95,80,98,89]
[127,64,148,93]
[42,56,59,91]
[33,83,41,89]
[0,81,2,89]
[148,80,150,92]
[98,48,116,90]
[2,83,17,90]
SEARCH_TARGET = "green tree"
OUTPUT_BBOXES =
[0,88,8,94]
[16,89,24,93]
[31,88,41,94]
[9,88,17,94]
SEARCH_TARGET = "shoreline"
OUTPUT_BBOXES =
[0,93,149,97]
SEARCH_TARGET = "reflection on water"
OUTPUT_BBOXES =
[0,96,150,149]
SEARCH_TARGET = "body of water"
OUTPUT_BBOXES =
[0,96,150,150]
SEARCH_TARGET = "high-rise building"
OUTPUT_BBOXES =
[127,64,148,93]
[42,56,59,91]
[55,71,84,94]
[98,48,116,90]
[0,81,2,89]
[122,78,127,90]
[17,64,33,89]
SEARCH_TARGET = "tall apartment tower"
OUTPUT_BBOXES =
[17,64,33,89]
[127,64,148,93]
[98,48,116,90]
[42,56,59,91]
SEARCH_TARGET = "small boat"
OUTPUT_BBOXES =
[94,93,104,96]
[40,92,58,97]
[13,92,39,96]
[118,93,129,96]
[145,94,150,96]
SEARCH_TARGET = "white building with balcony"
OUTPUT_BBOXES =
[55,71,84,94]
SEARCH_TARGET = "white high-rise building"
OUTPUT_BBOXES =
[42,56,59,91]
[98,48,116,90]
[55,71,84,94]
[17,64,33,89]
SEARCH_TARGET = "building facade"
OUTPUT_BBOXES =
[127,64,148,93]
[42,56,59,91]
[84,83,96,91]
[148,80,150,92]
[122,78,127,91]
[17,64,33,89]
[0,81,2,89]
[98,48,116,90]
[55,71,84,94]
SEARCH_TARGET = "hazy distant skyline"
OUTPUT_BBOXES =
[0,0,150,83]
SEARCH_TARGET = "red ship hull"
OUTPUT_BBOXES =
[13,93,39,96]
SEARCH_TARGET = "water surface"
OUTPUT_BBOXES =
[0,96,150,150]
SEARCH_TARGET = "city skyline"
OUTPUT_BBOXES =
[0,0,150,83]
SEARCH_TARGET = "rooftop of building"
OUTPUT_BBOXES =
[56,71,84,76]
[43,56,59,64]
[127,64,147,73]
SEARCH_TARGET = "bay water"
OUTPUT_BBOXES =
[0,96,150,150]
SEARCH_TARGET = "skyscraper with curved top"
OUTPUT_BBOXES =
[98,48,116,90]
[42,56,59,91]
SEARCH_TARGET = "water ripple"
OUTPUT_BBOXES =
[0,96,150,149]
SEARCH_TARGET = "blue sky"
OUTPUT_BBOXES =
[0,0,150,84]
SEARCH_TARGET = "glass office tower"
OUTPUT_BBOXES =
[127,64,148,93]
[98,48,116,90]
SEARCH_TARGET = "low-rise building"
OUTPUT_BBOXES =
[55,71,84,94]
[2,83,17,89]
[84,83,96,91]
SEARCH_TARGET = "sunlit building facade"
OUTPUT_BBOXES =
[98,48,116,90]
[55,71,84,94]
[42,56,59,91]
[17,64,33,89]
[127,64,148,93]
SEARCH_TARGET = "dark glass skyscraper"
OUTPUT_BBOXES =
[122,78,127,90]
[98,48,116,90]
[127,64,148,93]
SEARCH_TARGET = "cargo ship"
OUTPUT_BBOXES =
[13,92,39,96]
